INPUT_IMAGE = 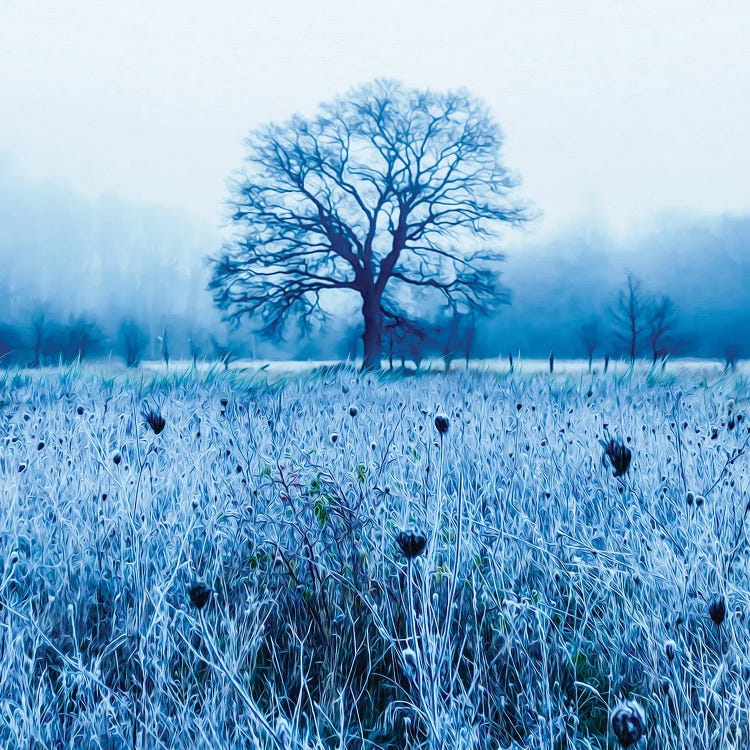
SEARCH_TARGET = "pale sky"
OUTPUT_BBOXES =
[1,0,749,239]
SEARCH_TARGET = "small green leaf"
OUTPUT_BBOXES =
[314,495,328,527]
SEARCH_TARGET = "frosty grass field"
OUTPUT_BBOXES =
[2,363,750,749]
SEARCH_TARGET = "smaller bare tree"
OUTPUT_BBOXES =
[647,295,679,365]
[611,274,648,364]
[383,308,428,371]
[724,345,740,373]
[439,307,479,373]
[30,310,49,367]
[579,317,600,373]
[119,320,147,368]
[210,336,233,370]
[188,332,203,367]
[67,315,105,362]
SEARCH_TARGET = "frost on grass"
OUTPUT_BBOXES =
[0,368,749,748]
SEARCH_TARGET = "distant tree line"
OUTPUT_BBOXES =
[0,266,742,373]
[0,311,244,370]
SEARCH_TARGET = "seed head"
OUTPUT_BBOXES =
[665,639,676,662]
[188,582,212,610]
[401,647,419,682]
[610,699,646,747]
[396,529,427,559]
[603,438,632,477]
[434,414,449,436]
[144,408,166,435]
[709,594,726,626]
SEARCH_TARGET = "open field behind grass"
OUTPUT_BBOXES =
[1,366,750,748]
[143,356,750,381]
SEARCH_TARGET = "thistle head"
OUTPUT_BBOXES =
[400,647,419,682]
[396,529,427,560]
[610,699,646,747]
[434,414,449,436]
[709,594,726,626]
[603,438,632,477]
[665,639,676,662]
[143,408,166,435]
[188,581,212,610]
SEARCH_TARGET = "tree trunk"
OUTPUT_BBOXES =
[361,295,382,371]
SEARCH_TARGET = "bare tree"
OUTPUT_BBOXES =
[119,320,147,368]
[30,310,48,367]
[66,315,105,362]
[611,274,648,364]
[188,332,203,367]
[442,308,462,373]
[579,317,600,373]
[647,295,679,365]
[383,306,428,371]
[209,80,528,370]
[210,336,233,370]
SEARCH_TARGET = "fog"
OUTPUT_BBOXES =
[491,212,750,359]
[1,1,749,365]
[0,159,747,365]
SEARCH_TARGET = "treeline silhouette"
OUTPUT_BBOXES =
[0,162,748,367]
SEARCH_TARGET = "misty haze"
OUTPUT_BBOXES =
[1,2,749,748]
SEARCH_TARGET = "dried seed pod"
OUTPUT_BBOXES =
[610,699,646,747]
[709,594,726,626]
[143,408,166,435]
[401,647,418,682]
[434,414,449,436]
[189,582,212,610]
[665,639,676,662]
[396,530,427,559]
[603,438,632,477]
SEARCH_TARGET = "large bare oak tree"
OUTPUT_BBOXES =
[209,80,529,369]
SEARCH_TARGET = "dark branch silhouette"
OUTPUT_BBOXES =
[610,274,648,364]
[647,295,679,365]
[579,317,600,372]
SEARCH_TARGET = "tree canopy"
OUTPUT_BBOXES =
[209,79,529,368]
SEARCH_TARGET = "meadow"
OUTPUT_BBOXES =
[1,364,749,749]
